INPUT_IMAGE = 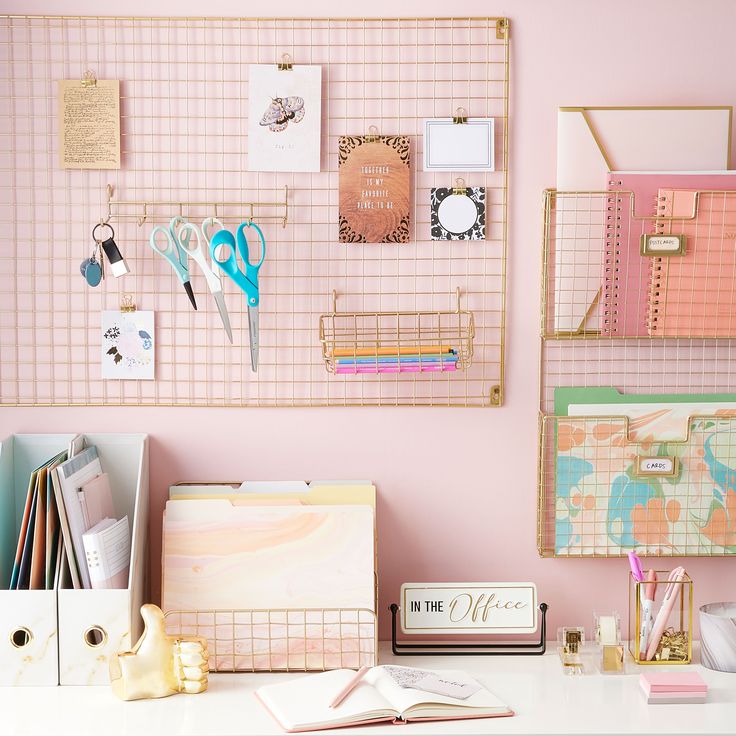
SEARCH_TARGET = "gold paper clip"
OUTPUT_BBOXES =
[365,125,380,142]
[120,294,136,313]
[278,53,293,71]
[81,69,97,87]
[452,107,468,124]
[452,178,468,196]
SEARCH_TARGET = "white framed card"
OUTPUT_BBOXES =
[247,64,322,172]
[423,119,495,172]
[101,310,155,380]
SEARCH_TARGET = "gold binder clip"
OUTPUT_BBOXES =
[452,178,468,196]
[81,69,97,87]
[365,125,380,142]
[452,107,468,124]
[277,53,293,71]
[120,294,136,313]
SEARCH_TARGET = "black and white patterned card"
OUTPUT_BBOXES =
[430,187,485,240]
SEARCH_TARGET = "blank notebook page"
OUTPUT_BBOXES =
[257,669,395,731]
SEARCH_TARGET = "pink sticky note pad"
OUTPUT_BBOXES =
[640,672,708,693]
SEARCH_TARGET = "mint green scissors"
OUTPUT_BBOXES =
[210,222,266,371]
[149,216,197,310]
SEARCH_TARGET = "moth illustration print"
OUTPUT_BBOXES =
[260,96,305,132]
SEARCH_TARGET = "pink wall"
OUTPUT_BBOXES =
[2,0,735,638]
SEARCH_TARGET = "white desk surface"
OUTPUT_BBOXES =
[3,643,735,735]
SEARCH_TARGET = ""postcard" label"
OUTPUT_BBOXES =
[640,234,687,256]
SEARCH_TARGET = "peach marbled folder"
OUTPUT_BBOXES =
[162,501,376,671]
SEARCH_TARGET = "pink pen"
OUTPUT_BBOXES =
[329,666,371,709]
[645,567,685,661]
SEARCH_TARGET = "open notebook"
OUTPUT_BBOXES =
[255,666,513,733]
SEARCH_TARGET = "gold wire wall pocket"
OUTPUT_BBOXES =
[319,290,475,376]
[164,608,377,673]
[537,413,736,558]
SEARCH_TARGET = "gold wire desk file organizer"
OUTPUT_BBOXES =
[0,15,509,408]
[164,608,377,672]
[538,189,736,557]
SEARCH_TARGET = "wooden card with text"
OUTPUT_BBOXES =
[338,135,411,243]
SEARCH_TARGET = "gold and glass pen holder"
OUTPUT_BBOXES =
[319,290,475,376]
[628,570,693,665]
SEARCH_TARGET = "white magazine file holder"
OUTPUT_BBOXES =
[0,433,148,686]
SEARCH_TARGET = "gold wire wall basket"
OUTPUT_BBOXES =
[538,188,736,558]
[319,289,475,376]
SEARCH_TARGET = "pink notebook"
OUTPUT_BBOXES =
[648,188,736,337]
[603,172,736,336]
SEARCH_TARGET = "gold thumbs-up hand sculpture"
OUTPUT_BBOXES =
[110,604,209,701]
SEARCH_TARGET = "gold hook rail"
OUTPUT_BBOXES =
[102,184,290,228]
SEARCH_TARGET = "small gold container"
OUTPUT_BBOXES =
[628,570,693,665]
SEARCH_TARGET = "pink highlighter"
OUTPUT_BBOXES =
[645,567,685,661]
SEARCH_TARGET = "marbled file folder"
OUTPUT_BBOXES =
[162,501,376,670]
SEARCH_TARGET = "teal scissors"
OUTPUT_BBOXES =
[210,221,266,371]
[149,216,197,310]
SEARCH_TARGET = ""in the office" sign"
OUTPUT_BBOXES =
[400,583,538,634]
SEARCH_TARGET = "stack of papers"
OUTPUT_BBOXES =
[640,672,708,704]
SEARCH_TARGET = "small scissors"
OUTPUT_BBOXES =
[176,219,233,343]
[210,221,266,371]
[149,216,197,310]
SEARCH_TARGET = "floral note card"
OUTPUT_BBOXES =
[101,310,155,380]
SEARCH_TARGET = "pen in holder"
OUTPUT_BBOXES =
[628,569,693,665]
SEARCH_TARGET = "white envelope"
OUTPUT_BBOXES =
[553,106,733,333]
[556,106,732,190]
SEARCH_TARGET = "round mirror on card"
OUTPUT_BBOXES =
[437,194,478,234]
[430,184,486,240]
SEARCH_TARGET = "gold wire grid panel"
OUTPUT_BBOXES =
[0,15,509,407]
[164,608,376,672]
[538,188,736,557]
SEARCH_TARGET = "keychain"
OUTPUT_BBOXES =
[81,232,105,287]
[92,222,130,277]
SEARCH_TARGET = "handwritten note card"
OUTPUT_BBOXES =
[58,79,121,169]
[338,135,411,243]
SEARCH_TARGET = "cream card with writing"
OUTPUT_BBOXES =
[58,79,120,169]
